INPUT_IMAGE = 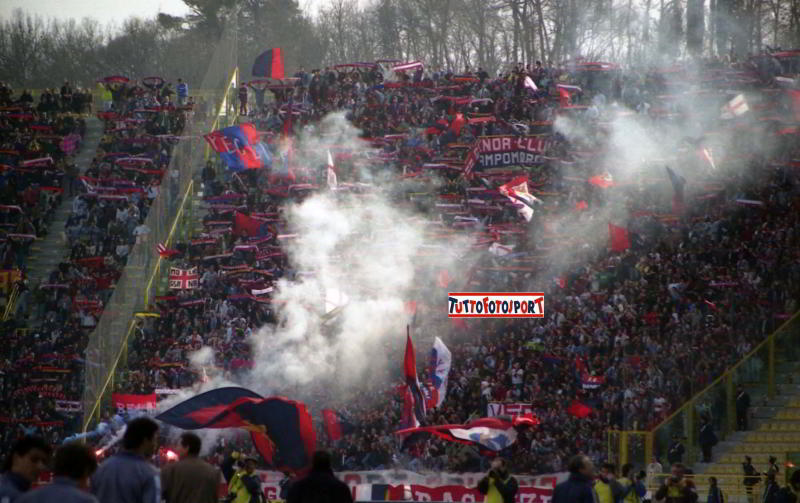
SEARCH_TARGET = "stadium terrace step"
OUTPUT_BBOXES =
[25,117,104,308]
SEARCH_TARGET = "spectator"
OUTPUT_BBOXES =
[667,436,685,466]
[763,471,780,503]
[176,79,188,106]
[91,417,160,503]
[0,436,52,502]
[476,458,518,503]
[654,463,697,503]
[698,415,717,463]
[736,385,751,431]
[742,456,759,502]
[287,451,352,503]
[594,462,623,503]
[776,469,799,503]
[221,453,263,503]
[552,455,596,503]
[618,464,646,503]
[706,477,723,503]
[160,432,221,503]
[16,443,98,503]
[647,456,663,491]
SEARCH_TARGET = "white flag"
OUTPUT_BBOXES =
[429,337,452,408]
[327,150,338,189]
[721,94,749,119]
[524,75,538,91]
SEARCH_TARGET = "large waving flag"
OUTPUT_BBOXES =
[156,387,315,473]
[252,48,284,79]
[498,176,541,222]
[322,409,355,442]
[204,123,271,172]
[429,337,452,408]
[608,223,631,252]
[720,93,748,119]
[396,416,538,453]
[666,166,686,213]
[403,332,426,428]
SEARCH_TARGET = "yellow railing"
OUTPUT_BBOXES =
[204,67,239,162]
[83,179,194,432]
[647,472,764,500]
[2,284,20,321]
[611,310,800,467]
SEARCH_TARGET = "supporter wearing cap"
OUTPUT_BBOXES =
[221,452,263,503]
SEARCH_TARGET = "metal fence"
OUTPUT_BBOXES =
[81,20,239,431]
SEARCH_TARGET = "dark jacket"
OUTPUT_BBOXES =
[654,478,698,503]
[552,472,595,503]
[16,477,98,503]
[699,423,717,447]
[0,472,33,502]
[160,457,221,503]
[763,482,780,503]
[286,469,352,503]
[736,391,751,412]
[668,442,685,464]
[477,473,518,503]
[707,485,724,503]
[90,451,160,503]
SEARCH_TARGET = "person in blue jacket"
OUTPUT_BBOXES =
[17,443,98,503]
[552,455,597,503]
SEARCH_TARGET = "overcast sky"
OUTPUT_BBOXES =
[0,0,345,28]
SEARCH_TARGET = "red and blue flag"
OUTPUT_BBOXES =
[156,387,316,473]
[204,123,272,172]
[396,415,538,454]
[252,48,284,79]
[321,409,356,442]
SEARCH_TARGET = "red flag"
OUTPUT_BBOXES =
[322,409,343,442]
[567,400,593,418]
[588,174,614,188]
[234,212,268,238]
[450,113,466,136]
[608,223,631,252]
[575,200,588,211]
[404,301,418,315]
[558,87,572,107]
[404,333,426,427]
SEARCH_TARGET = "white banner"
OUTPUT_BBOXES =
[487,402,533,418]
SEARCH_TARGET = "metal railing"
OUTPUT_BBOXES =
[2,283,19,321]
[80,18,239,431]
[609,310,800,468]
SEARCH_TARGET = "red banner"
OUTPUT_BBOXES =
[112,393,157,412]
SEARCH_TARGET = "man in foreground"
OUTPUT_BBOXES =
[161,433,221,503]
[552,455,596,503]
[91,417,161,503]
[654,463,697,503]
[287,451,352,503]
[0,436,52,502]
[17,443,98,503]
[476,458,518,503]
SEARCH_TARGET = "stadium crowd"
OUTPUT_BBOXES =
[0,78,195,455]
[1,52,799,485]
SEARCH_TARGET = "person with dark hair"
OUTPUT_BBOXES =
[706,477,723,503]
[552,455,596,503]
[91,417,160,503]
[736,386,751,431]
[287,451,352,503]
[0,436,52,502]
[476,458,518,503]
[161,433,221,503]
[16,443,98,503]
[743,456,759,501]
[221,453,263,503]
[654,463,698,503]
[594,462,623,503]
[763,471,781,503]
[699,415,717,463]
[618,463,646,503]
[776,469,799,503]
